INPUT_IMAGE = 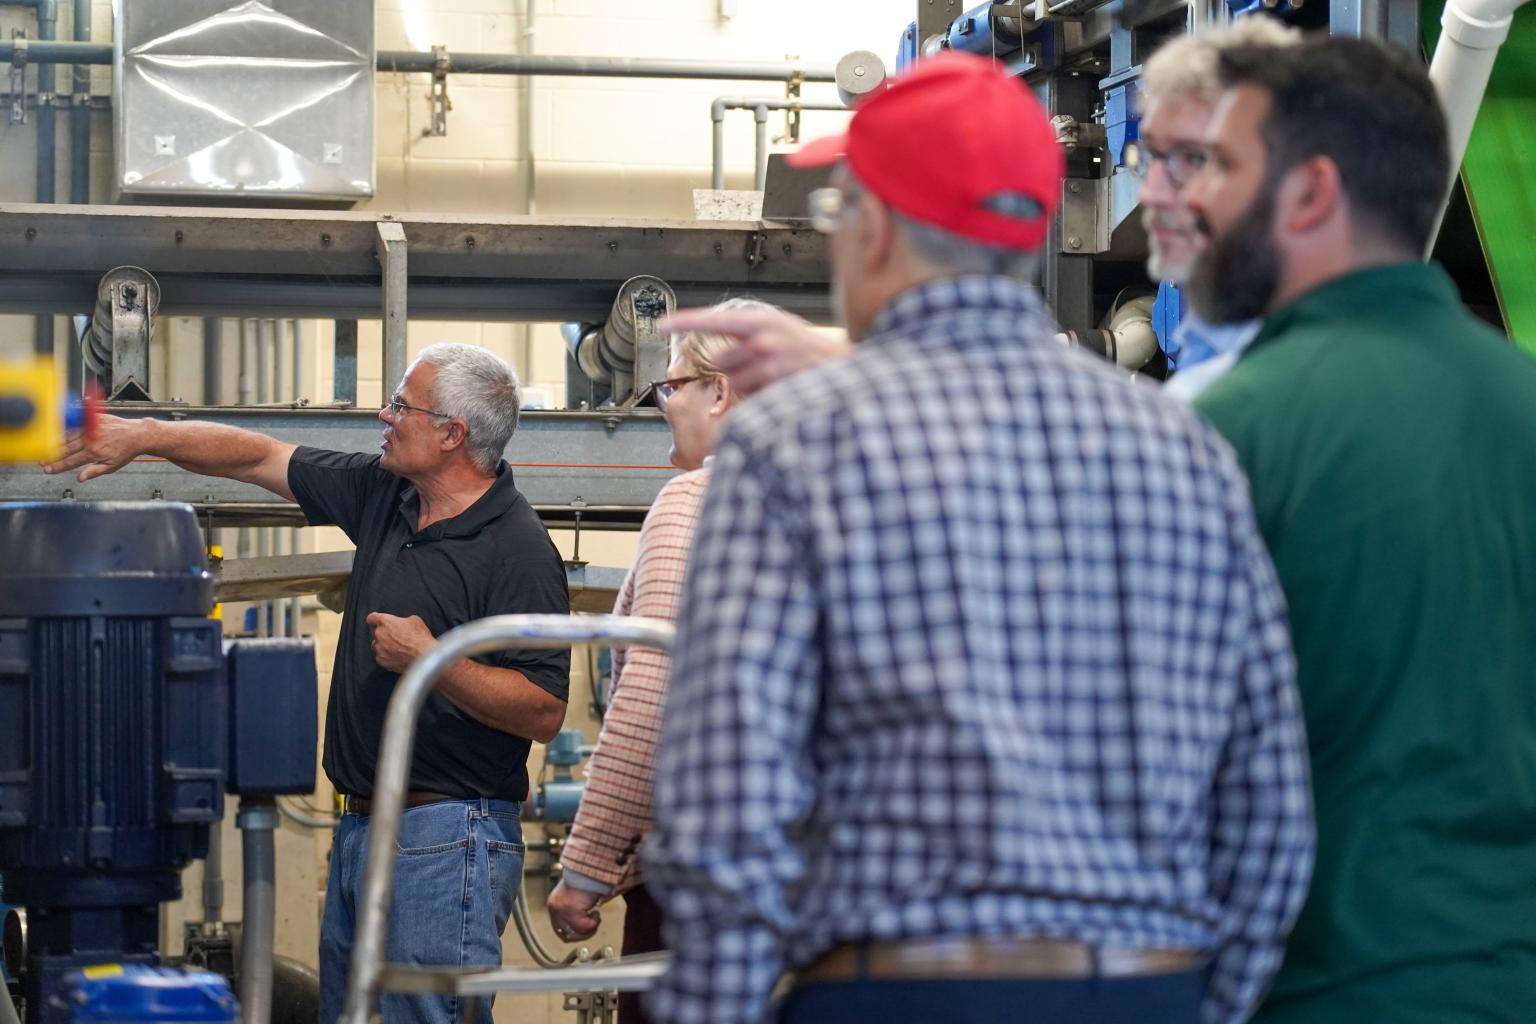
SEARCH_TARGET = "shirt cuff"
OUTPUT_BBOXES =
[559,866,613,895]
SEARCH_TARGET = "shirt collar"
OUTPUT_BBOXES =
[1174,315,1262,364]
[398,462,521,540]
[1251,261,1458,352]
[866,274,1048,343]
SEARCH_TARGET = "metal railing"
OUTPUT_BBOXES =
[339,614,676,1024]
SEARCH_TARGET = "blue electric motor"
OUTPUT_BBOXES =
[57,966,235,1024]
[0,502,316,1024]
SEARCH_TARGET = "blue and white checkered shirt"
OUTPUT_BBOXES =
[643,276,1313,1024]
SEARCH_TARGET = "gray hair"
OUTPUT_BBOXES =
[671,297,795,373]
[845,174,1041,280]
[892,211,1041,280]
[413,342,522,473]
[1142,18,1300,107]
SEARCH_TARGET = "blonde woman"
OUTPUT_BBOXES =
[547,299,787,1023]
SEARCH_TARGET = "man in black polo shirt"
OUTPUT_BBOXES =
[45,342,570,1024]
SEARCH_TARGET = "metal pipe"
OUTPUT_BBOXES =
[520,0,537,215]
[33,1,56,206]
[32,1,58,356]
[753,104,770,191]
[289,319,301,403]
[0,39,109,63]
[340,614,675,1024]
[0,41,837,82]
[710,97,847,191]
[237,799,278,1024]
[69,0,89,203]
[238,318,257,406]
[333,319,358,404]
[376,51,833,82]
[203,820,225,924]
[285,316,302,637]
[275,318,292,403]
[257,318,273,405]
[711,114,726,189]
[203,318,222,404]
[1426,0,1534,248]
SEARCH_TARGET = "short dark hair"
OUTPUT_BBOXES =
[1217,36,1449,253]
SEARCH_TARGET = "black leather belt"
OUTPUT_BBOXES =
[341,790,458,816]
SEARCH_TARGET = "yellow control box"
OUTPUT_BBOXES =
[0,357,64,463]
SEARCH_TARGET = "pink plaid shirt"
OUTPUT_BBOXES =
[559,467,709,891]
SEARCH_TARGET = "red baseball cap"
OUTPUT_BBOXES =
[788,52,1062,250]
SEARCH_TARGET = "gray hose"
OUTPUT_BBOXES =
[238,800,278,1024]
[276,796,339,830]
[510,879,581,968]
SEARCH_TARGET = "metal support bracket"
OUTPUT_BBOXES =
[917,0,963,58]
[8,31,26,125]
[1058,177,1110,255]
[777,61,804,144]
[374,221,408,392]
[424,45,452,137]
[563,990,618,1024]
[109,279,154,402]
[82,266,159,401]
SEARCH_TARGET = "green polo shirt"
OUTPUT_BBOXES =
[1196,262,1536,1023]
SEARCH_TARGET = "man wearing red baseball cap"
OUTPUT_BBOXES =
[643,53,1311,1024]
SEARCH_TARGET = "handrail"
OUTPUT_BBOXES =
[339,614,675,1024]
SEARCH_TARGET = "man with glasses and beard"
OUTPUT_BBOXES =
[1133,17,1296,399]
[1182,35,1536,1024]
[44,342,570,1024]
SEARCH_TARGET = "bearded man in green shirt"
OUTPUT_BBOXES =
[1180,34,1536,1024]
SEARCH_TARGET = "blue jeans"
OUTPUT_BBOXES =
[320,799,524,1024]
[776,971,1204,1024]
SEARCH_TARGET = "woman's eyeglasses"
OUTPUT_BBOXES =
[650,374,714,412]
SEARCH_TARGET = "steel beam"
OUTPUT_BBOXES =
[0,405,676,526]
[374,221,408,391]
[0,204,831,322]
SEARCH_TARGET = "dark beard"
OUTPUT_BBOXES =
[1188,190,1281,325]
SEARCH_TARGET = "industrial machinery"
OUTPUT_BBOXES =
[562,276,677,409]
[888,0,1529,363]
[0,502,317,1024]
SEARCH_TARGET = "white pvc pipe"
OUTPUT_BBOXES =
[1426,0,1533,247]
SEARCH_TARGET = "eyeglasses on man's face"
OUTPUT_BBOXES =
[383,392,449,420]
[1127,142,1209,190]
[650,373,714,412]
[807,187,846,235]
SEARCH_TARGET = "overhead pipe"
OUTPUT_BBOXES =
[375,51,834,81]
[0,41,837,82]
[710,97,848,190]
[1426,0,1534,248]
